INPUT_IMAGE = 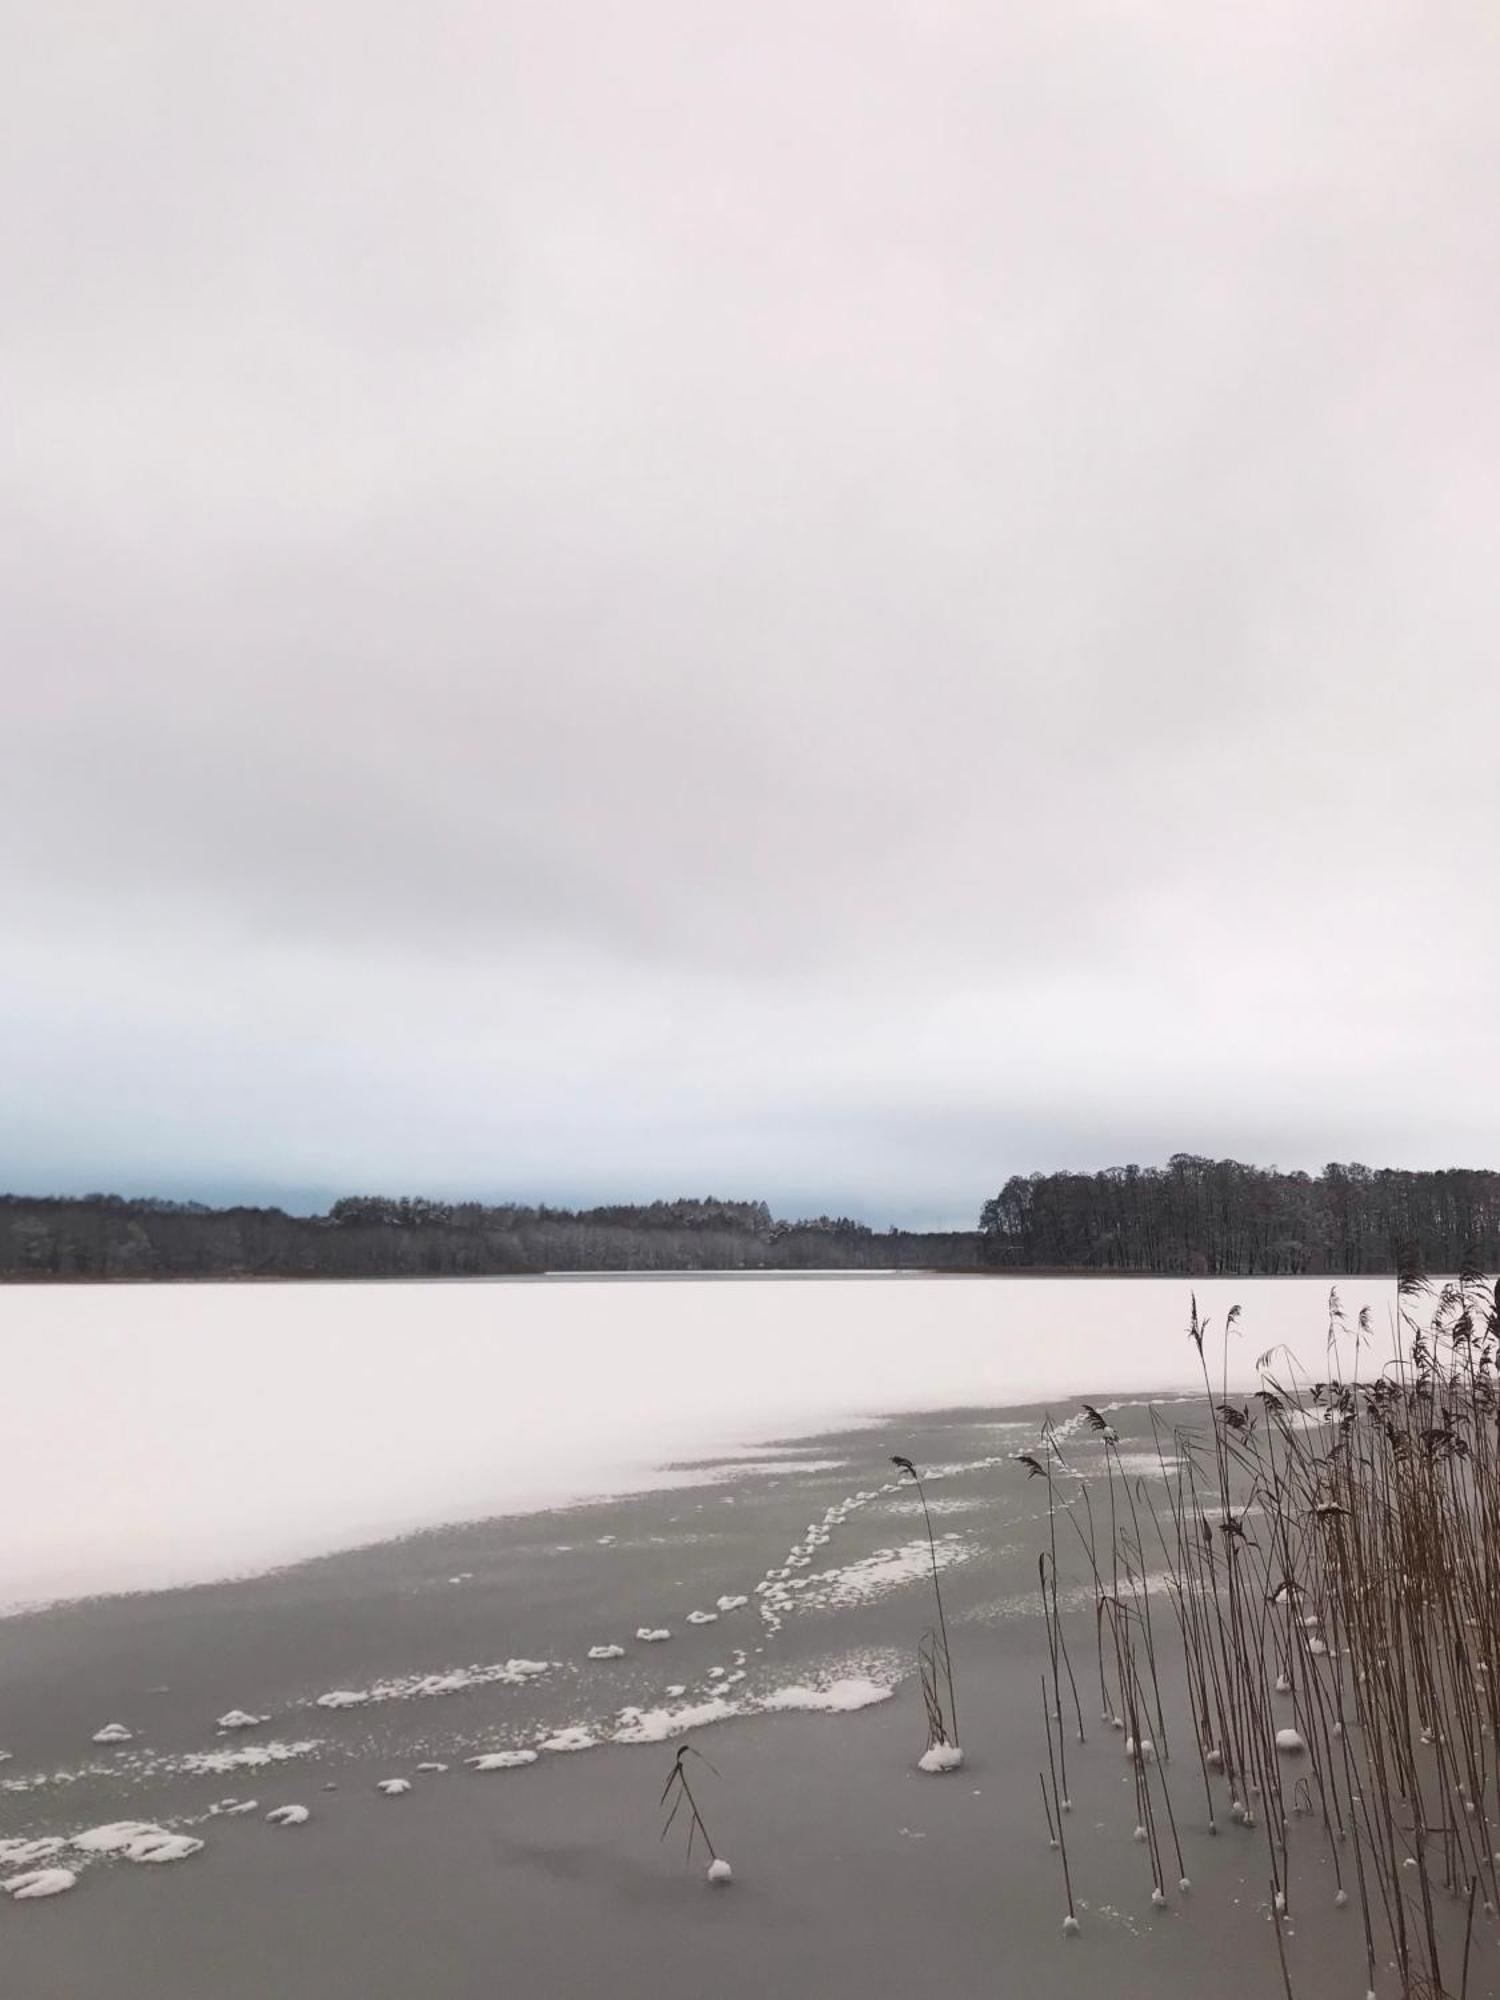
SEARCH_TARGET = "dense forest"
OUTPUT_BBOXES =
[978,1156,1500,1275]
[0,1192,977,1280]
[3,1157,1496,1280]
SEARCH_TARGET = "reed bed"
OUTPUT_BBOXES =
[1023,1272,1500,1999]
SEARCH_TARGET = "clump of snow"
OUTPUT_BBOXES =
[216,1710,268,1732]
[540,1727,597,1754]
[1062,1914,1080,1936]
[316,1690,368,1711]
[266,1805,309,1827]
[467,1751,538,1772]
[587,1644,625,1661]
[92,1723,133,1744]
[3,1868,77,1900]
[707,1857,732,1884]
[124,1832,203,1864]
[376,1779,411,1796]
[1125,1736,1156,1764]
[1275,1728,1308,1754]
[917,1743,964,1774]
[1308,1637,1329,1657]
[415,1762,448,1774]
[210,1799,259,1817]
[666,1684,687,1698]
[72,1822,168,1855]
[686,1611,719,1626]
[636,1628,671,1643]
[715,1595,748,1613]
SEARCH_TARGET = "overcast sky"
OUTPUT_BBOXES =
[4,3,1499,1226]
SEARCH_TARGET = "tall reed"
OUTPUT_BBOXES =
[1022,1274,1500,1998]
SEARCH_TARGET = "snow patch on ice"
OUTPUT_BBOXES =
[91,1723,133,1744]
[760,1677,894,1715]
[266,1805,309,1826]
[587,1644,625,1661]
[124,1832,203,1863]
[179,1739,322,1778]
[313,1659,549,1710]
[0,1837,67,1864]
[468,1750,538,1772]
[540,1727,598,1754]
[614,1698,739,1744]
[3,1868,77,1899]
[72,1821,167,1855]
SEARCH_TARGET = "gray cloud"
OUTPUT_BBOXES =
[4,2,1499,1222]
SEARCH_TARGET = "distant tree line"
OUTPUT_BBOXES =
[979,1156,1500,1275]
[6,1158,1494,1281]
[0,1192,978,1281]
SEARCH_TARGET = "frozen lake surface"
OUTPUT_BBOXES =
[0,1273,1398,1611]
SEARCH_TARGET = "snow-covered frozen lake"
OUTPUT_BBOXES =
[0,1273,1397,1612]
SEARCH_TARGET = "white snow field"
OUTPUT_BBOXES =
[0,1274,1394,1612]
